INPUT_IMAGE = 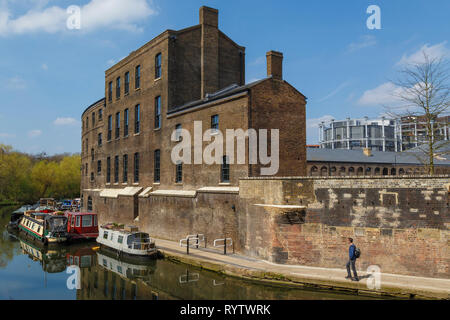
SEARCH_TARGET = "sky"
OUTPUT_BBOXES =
[0,0,449,155]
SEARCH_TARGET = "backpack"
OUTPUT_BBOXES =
[354,247,361,259]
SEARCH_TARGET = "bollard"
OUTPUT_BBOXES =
[205,236,207,249]
[196,234,199,249]
[224,239,227,255]
[187,238,189,255]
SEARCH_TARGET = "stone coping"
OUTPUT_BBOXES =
[253,204,307,209]
[240,175,450,180]
[99,187,143,198]
[197,186,239,194]
[150,190,197,198]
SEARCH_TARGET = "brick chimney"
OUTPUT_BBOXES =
[200,6,219,98]
[266,51,283,80]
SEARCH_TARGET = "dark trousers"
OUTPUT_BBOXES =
[346,259,358,278]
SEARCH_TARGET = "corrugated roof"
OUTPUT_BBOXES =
[307,148,450,165]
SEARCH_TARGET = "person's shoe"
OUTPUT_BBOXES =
[351,277,359,281]
[345,276,352,279]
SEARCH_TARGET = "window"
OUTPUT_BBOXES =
[135,104,140,134]
[124,108,129,137]
[134,153,140,183]
[90,172,94,181]
[125,72,130,95]
[211,115,219,132]
[103,231,109,239]
[175,124,182,141]
[118,235,124,244]
[176,161,182,183]
[94,215,97,226]
[87,197,92,212]
[108,115,112,141]
[98,133,102,146]
[106,157,111,183]
[108,82,112,102]
[97,160,101,175]
[99,108,103,120]
[115,112,120,139]
[82,215,92,227]
[116,77,121,99]
[221,156,230,183]
[86,117,89,129]
[76,215,81,227]
[135,65,141,89]
[91,148,94,161]
[123,155,128,183]
[155,53,161,79]
[155,96,161,129]
[92,112,95,126]
[154,150,160,183]
[114,156,119,183]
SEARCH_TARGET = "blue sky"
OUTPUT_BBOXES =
[0,0,449,154]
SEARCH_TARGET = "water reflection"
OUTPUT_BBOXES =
[0,206,385,300]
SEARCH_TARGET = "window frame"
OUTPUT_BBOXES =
[175,161,182,183]
[135,65,141,89]
[154,96,161,129]
[114,155,119,184]
[134,152,140,183]
[135,104,140,134]
[123,154,128,183]
[155,53,162,79]
[154,150,160,183]
[124,72,130,95]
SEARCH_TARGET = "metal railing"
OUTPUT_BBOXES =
[179,234,205,255]
[214,238,234,255]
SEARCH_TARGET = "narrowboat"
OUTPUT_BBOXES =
[18,211,69,244]
[66,244,97,269]
[66,212,99,241]
[19,237,67,273]
[96,224,157,259]
[36,198,57,213]
[97,252,155,281]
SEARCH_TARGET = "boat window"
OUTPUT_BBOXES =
[118,235,123,244]
[103,231,108,239]
[71,216,74,228]
[74,257,80,266]
[81,256,92,268]
[93,215,98,226]
[127,233,150,244]
[110,233,114,241]
[76,216,81,227]
[82,215,92,227]
[117,266,122,274]
[103,259,107,267]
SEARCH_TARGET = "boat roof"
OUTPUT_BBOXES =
[66,211,97,216]
[100,225,147,235]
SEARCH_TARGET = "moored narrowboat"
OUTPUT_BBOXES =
[18,211,69,245]
[66,211,99,241]
[96,224,157,258]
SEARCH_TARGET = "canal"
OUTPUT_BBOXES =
[0,206,387,300]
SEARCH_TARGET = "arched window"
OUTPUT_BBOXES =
[310,166,318,176]
[414,168,420,175]
[391,168,396,176]
[399,168,405,175]
[382,168,389,176]
[374,167,381,175]
[406,168,412,175]
[330,167,337,176]
[357,167,364,176]
[339,167,346,176]
[348,167,355,175]
[320,166,328,176]
[87,196,93,212]
[365,167,372,175]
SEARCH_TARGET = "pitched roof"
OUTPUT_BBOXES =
[307,148,450,165]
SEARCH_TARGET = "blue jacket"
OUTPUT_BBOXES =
[349,244,356,260]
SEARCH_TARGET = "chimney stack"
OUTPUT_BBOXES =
[200,7,219,98]
[266,51,283,80]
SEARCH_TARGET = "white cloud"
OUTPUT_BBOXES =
[0,0,157,36]
[397,42,449,65]
[347,35,377,53]
[53,117,78,126]
[249,56,265,66]
[41,63,48,70]
[28,129,42,138]
[306,115,335,144]
[5,76,26,89]
[357,82,404,107]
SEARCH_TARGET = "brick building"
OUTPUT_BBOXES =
[81,7,306,212]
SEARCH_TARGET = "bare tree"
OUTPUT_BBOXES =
[386,52,450,175]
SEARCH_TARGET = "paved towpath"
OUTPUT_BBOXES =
[154,237,450,299]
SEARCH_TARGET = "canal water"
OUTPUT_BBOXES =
[0,206,385,300]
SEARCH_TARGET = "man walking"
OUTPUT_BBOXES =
[346,238,359,281]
